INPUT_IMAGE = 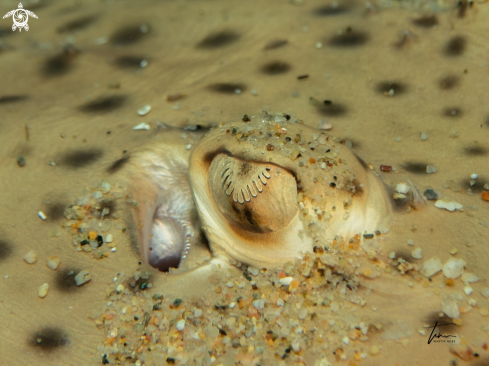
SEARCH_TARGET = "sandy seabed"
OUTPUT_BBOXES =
[0,0,489,365]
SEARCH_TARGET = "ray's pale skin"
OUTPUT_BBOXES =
[125,112,399,278]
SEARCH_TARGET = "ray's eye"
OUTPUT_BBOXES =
[209,155,298,233]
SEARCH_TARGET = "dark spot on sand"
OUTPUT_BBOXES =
[115,55,147,68]
[424,312,457,333]
[403,162,429,174]
[316,101,347,117]
[111,25,149,45]
[412,15,438,28]
[208,83,246,94]
[314,4,349,16]
[79,95,126,113]
[444,35,466,56]
[54,268,80,293]
[0,95,28,104]
[44,203,67,221]
[264,39,288,50]
[30,327,69,351]
[328,29,368,47]
[464,146,487,156]
[461,176,486,192]
[439,75,460,90]
[0,27,14,37]
[443,107,463,118]
[197,30,240,49]
[42,46,80,77]
[107,155,130,174]
[376,81,407,96]
[261,61,291,75]
[57,15,97,33]
[0,239,13,261]
[60,149,103,168]
[99,200,116,218]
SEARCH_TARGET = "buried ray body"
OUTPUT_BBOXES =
[129,111,400,272]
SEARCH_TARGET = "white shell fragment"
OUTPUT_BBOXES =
[279,277,294,286]
[46,256,60,270]
[23,250,37,264]
[442,258,466,279]
[137,105,151,116]
[133,122,150,130]
[38,211,47,220]
[411,248,422,259]
[38,283,49,298]
[435,199,463,212]
[395,183,410,194]
[74,270,91,286]
[441,297,460,319]
[461,272,479,286]
[422,257,443,277]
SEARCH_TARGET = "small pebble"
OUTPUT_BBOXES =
[318,119,332,130]
[74,270,91,286]
[23,250,37,264]
[105,234,113,243]
[443,258,466,279]
[111,247,116,252]
[420,133,428,141]
[17,156,26,167]
[407,239,415,246]
[426,165,437,174]
[411,248,423,259]
[423,189,439,200]
[388,252,396,259]
[435,199,463,212]
[464,286,473,296]
[140,60,148,68]
[133,122,150,130]
[396,183,410,194]
[176,319,185,331]
[101,182,110,194]
[46,256,60,270]
[38,283,49,298]
[253,299,265,310]
[449,248,458,255]
[471,173,478,180]
[137,105,151,116]
[38,211,47,220]
[395,137,401,142]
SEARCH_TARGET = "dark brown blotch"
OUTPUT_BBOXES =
[403,162,429,174]
[208,83,246,94]
[264,39,288,50]
[316,101,347,117]
[328,29,368,47]
[98,200,116,218]
[60,149,103,168]
[0,27,14,37]
[461,176,486,193]
[444,35,466,56]
[464,146,487,156]
[30,327,69,351]
[57,15,97,33]
[106,155,130,174]
[424,312,457,333]
[0,95,28,104]
[0,239,13,262]
[376,81,407,96]
[313,4,349,16]
[260,61,291,75]
[412,15,438,28]
[79,95,126,113]
[42,46,80,77]
[44,203,67,221]
[197,30,240,49]
[54,268,80,293]
[443,107,462,118]
[115,55,147,68]
[439,75,460,90]
[111,25,149,45]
